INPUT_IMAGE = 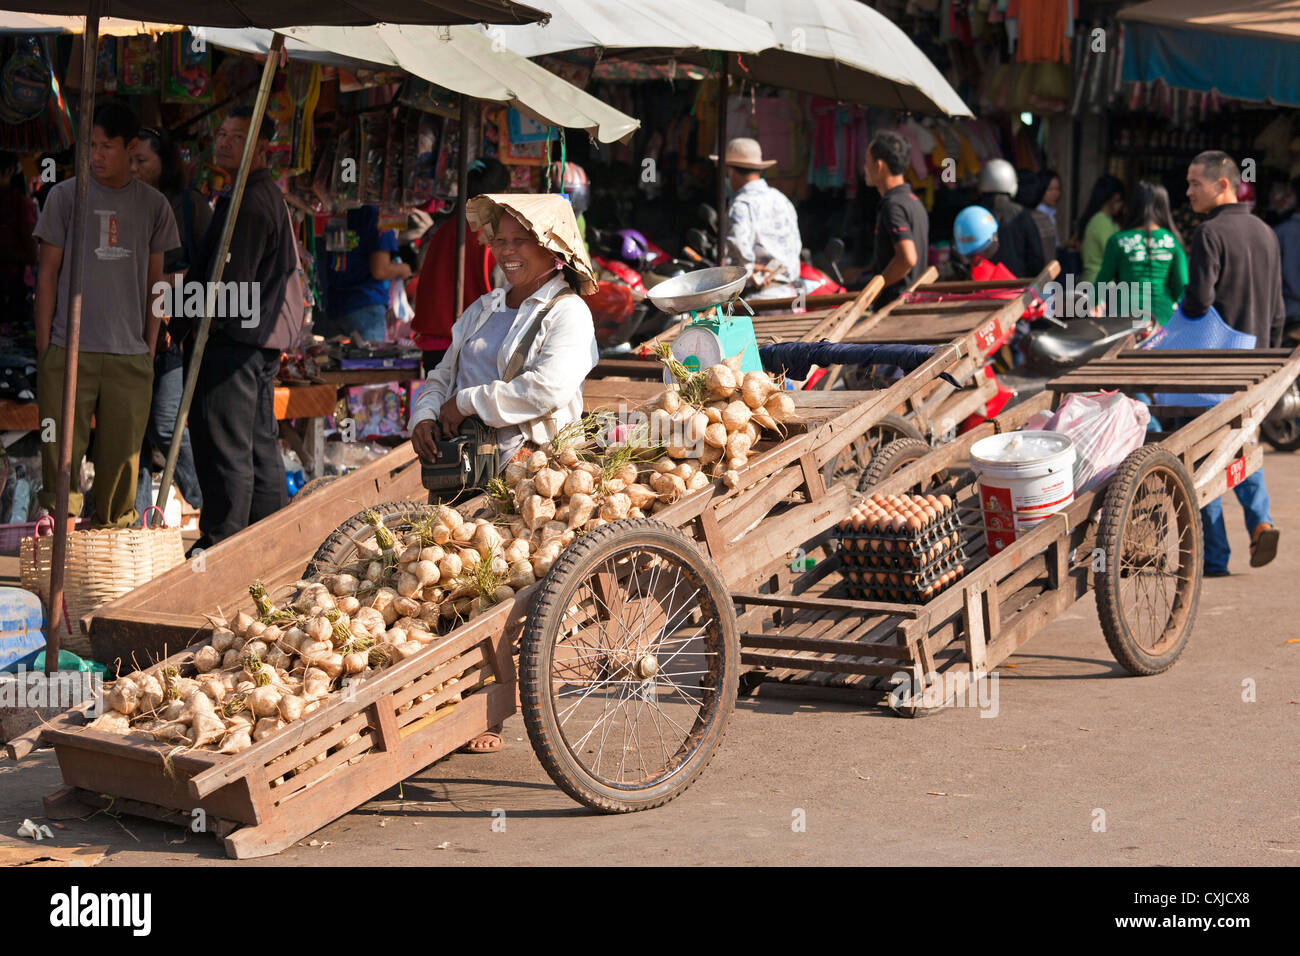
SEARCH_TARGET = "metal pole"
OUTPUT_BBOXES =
[45,3,101,675]
[156,33,285,514]
[716,53,728,260]
[455,93,469,315]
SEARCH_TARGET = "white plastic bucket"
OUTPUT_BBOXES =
[970,430,1076,555]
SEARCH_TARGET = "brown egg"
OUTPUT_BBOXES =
[937,493,953,511]
[905,515,921,534]
[922,506,936,523]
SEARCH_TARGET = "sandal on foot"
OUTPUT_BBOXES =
[1250,523,1280,568]
[460,731,504,754]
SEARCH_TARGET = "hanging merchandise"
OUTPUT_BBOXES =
[537,55,593,90]
[96,36,118,93]
[117,34,161,96]
[0,38,52,125]
[359,111,388,206]
[163,30,212,104]
[498,108,549,165]
[434,118,461,198]
[285,62,322,174]
[408,112,439,202]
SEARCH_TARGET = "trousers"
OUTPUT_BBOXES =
[1201,469,1271,573]
[37,345,153,527]
[186,339,286,549]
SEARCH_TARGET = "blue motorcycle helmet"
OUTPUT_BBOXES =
[953,205,998,257]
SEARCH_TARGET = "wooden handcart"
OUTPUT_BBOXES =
[731,344,1300,712]
[30,284,1044,858]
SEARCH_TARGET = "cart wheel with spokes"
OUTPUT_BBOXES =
[1094,446,1202,676]
[822,413,923,491]
[520,519,739,812]
[858,436,938,492]
[303,500,439,579]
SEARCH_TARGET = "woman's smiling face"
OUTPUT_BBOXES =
[489,213,556,290]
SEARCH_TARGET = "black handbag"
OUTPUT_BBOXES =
[419,289,576,497]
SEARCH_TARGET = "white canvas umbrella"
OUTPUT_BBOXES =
[0,12,178,33]
[716,0,971,116]
[199,24,640,143]
[476,0,776,57]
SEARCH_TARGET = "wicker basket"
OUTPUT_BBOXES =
[19,510,186,657]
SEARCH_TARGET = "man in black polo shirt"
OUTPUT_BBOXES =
[863,130,929,305]
[1184,150,1285,575]
[180,105,298,548]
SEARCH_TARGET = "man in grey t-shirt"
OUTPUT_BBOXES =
[33,100,178,527]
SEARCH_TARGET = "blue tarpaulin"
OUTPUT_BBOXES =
[1120,1,1300,107]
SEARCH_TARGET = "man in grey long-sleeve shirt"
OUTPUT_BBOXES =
[1184,150,1283,574]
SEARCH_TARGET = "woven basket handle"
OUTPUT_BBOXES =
[29,515,73,636]
[141,505,167,529]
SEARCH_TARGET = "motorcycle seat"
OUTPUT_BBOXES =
[1029,316,1139,367]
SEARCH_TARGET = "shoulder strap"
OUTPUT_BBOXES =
[502,289,576,382]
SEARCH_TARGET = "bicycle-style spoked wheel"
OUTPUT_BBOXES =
[520,519,738,812]
[1095,446,1202,675]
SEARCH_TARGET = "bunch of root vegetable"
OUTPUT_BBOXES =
[82,503,535,755]
[497,349,797,532]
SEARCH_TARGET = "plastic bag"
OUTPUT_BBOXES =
[1027,391,1149,494]
[389,278,414,324]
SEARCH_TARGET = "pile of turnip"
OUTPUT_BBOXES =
[83,350,799,763]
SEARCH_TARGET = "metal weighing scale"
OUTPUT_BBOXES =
[646,266,764,382]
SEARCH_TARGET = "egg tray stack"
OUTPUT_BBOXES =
[833,492,967,605]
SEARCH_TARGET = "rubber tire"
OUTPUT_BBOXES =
[303,500,438,579]
[858,437,936,493]
[520,518,739,813]
[295,475,338,500]
[1094,446,1202,676]
[822,413,923,491]
[1262,417,1300,452]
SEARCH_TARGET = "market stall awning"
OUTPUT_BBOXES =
[1119,0,1300,107]
[0,13,178,33]
[13,1,550,28]
[713,0,971,116]
[277,24,639,143]
[474,0,776,57]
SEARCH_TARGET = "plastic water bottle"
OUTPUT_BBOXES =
[282,451,306,497]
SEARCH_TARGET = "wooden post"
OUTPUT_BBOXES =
[715,53,727,260]
[155,33,286,512]
[45,2,101,675]
[455,93,470,315]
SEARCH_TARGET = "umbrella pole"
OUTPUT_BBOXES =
[455,93,469,315]
[715,53,727,259]
[155,33,285,515]
[44,1,102,676]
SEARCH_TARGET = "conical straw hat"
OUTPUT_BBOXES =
[465,193,597,295]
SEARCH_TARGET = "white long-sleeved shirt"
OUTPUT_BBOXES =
[408,274,598,452]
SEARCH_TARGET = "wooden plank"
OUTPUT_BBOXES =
[732,591,921,618]
[739,651,903,678]
[961,583,988,674]
[740,633,916,660]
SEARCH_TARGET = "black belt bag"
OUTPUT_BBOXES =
[421,416,499,495]
[418,289,575,497]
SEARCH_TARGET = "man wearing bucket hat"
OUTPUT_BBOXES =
[710,137,802,300]
[408,192,598,756]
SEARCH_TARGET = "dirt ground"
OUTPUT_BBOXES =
[2,450,1298,867]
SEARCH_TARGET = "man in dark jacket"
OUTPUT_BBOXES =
[1184,150,1285,574]
[181,105,298,548]
[977,159,1045,279]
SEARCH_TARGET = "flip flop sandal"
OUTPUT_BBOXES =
[1250,526,1279,568]
[459,731,504,754]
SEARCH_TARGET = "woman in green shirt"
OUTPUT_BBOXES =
[1076,174,1126,284]
[1095,180,1187,325]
